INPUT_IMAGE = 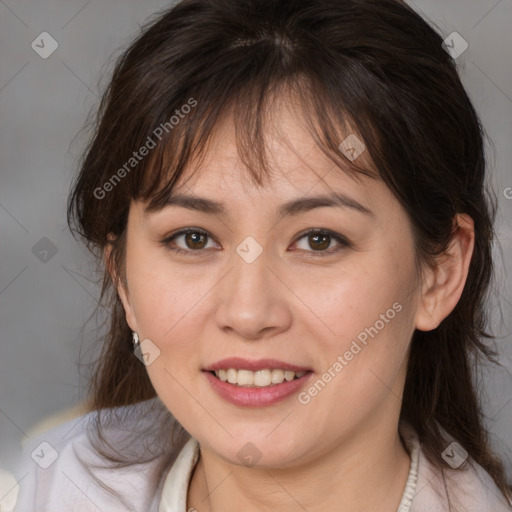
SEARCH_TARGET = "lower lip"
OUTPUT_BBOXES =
[203,371,313,407]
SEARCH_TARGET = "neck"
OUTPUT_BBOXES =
[187,419,412,512]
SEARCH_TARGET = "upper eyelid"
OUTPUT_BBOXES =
[165,227,349,251]
[292,229,350,252]
[172,228,218,246]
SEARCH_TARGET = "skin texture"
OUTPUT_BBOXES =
[112,94,475,512]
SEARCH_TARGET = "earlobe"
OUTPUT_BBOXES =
[116,282,139,333]
[414,214,475,332]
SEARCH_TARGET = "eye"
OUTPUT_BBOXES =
[160,227,350,257]
[160,228,218,256]
[291,228,350,255]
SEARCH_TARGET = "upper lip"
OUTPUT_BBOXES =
[204,357,312,372]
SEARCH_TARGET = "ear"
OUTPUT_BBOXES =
[103,236,139,333]
[414,214,475,331]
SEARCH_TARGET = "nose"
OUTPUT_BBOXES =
[213,245,292,341]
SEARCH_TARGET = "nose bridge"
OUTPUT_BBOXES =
[229,237,272,307]
[214,236,290,338]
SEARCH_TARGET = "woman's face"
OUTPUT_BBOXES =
[117,98,425,468]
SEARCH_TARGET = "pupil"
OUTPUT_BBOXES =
[311,233,329,250]
[187,232,206,249]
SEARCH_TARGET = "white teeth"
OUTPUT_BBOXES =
[284,371,295,382]
[213,368,307,387]
[271,369,284,384]
[254,369,272,387]
[237,370,253,386]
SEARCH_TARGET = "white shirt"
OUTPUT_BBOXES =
[11,398,512,512]
[158,420,512,511]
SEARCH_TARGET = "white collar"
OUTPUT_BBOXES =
[159,422,420,512]
[158,436,201,512]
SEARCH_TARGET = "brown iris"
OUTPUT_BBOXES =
[185,231,208,249]
[308,232,330,251]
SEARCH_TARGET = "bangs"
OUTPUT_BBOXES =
[70,0,427,247]
[135,72,381,215]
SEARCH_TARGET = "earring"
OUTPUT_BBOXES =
[132,331,140,350]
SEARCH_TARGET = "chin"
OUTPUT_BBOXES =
[201,433,309,469]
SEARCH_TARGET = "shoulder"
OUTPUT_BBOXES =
[12,398,189,512]
[400,422,512,512]
[415,452,512,512]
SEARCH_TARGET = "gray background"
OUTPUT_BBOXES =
[1,0,511,500]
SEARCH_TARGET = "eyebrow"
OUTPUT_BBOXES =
[156,192,374,218]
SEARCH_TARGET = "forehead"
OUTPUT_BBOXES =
[136,96,407,230]
[167,96,377,205]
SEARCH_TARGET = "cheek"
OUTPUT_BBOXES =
[125,244,213,339]
[299,286,414,440]
[305,246,417,399]
[124,246,218,406]
[311,254,414,348]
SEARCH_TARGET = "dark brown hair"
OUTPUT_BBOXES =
[67,0,512,507]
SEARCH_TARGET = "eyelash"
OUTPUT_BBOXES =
[160,227,351,257]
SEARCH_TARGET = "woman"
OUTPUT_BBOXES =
[13,0,512,510]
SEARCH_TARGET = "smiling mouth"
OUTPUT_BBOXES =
[209,368,309,387]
